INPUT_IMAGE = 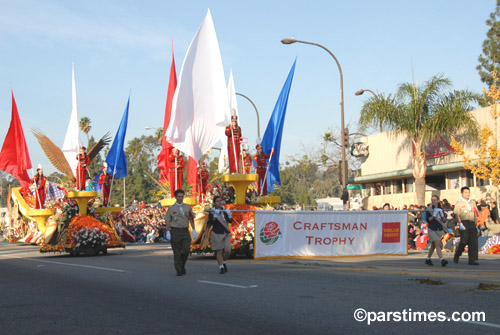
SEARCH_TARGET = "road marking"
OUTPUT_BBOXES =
[0,254,126,273]
[464,321,500,329]
[198,280,251,289]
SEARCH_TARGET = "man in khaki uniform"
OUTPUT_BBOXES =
[165,189,196,276]
[453,187,479,265]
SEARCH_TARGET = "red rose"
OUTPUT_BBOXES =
[264,221,280,238]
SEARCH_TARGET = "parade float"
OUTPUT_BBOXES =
[0,82,127,256]
[184,173,280,258]
[8,186,125,256]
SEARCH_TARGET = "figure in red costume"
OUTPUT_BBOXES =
[197,163,210,203]
[242,148,252,174]
[76,146,90,191]
[253,144,273,196]
[31,165,47,209]
[98,162,113,207]
[168,148,185,198]
[225,115,242,174]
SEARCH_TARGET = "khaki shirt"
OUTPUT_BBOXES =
[454,198,477,222]
[165,202,194,228]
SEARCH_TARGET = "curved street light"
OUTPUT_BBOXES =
[355,89,378,100]
[281,37,347,189]
[355,89,383,132]
[236,92,261,138]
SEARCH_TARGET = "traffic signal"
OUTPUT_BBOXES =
[342,128,349,148]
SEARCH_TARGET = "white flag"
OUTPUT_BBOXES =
[165,9,230,162]
[62,64,82,174]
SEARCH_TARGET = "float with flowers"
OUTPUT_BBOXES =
[187,174,279,258]
[7,186,125,256]
[41,191,125,256]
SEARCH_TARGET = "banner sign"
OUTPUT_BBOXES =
[254,211,408,259]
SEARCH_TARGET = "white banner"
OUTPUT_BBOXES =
[254,211,408,259]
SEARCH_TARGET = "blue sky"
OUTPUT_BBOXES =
[0,0,495,175]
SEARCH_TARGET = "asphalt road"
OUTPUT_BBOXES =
[1,243,499,335]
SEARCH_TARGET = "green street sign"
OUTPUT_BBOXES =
[346,184,362,190]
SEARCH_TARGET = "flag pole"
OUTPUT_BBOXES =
[230,126,238,173]
[198,169,202,202]
[107,167,117,207]
[30,168,42,209]
[174,155,178,194]
[259,148,274,196]
[76,160,80,191]
[240,145,246,174]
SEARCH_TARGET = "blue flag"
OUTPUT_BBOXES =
[106,97,130,179]
[261,59,296,194]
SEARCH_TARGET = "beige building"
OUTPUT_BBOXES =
[350,106,498,209]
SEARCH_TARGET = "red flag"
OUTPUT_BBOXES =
[158,46,177,184]
[0,91,32,190]
[188,156,198,198]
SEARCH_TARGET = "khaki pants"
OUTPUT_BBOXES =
[455,220,478,262]
[170,228,191,273]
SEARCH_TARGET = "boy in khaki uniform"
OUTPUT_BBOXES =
[165,189,196,276]
[453,187,479,265]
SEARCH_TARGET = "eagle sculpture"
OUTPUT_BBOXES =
[32,128,111,183]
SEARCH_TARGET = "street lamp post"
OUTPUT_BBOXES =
[235,92,261,138]
[281,37,347,189]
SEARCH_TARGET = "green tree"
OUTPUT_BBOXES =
[0,172,19,207]
[79,116,92,146]
[358,93,397,133]
[46,171,67,185]
[113,134,163,205]
[359,74,479,206]
[477,0,500,87]
[273,157,322,207]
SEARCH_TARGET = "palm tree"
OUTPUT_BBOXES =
[154,127,163,146]
[359,74,480,206]
[80,116,92,146]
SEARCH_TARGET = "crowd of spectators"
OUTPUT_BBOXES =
[118,201,169,243]
[392,199,500,250]
[109,197,500,248]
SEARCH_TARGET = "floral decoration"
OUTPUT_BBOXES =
[73,226,110,249]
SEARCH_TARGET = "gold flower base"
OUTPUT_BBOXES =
[161,198,198,207]
[11,187,54,234]
[222,174,259,205]
[67,191,98,216]
[28,210,54,234]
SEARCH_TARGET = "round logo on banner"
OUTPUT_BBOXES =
[260,221,282,245]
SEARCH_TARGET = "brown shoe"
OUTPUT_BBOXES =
[468,261,479,265]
